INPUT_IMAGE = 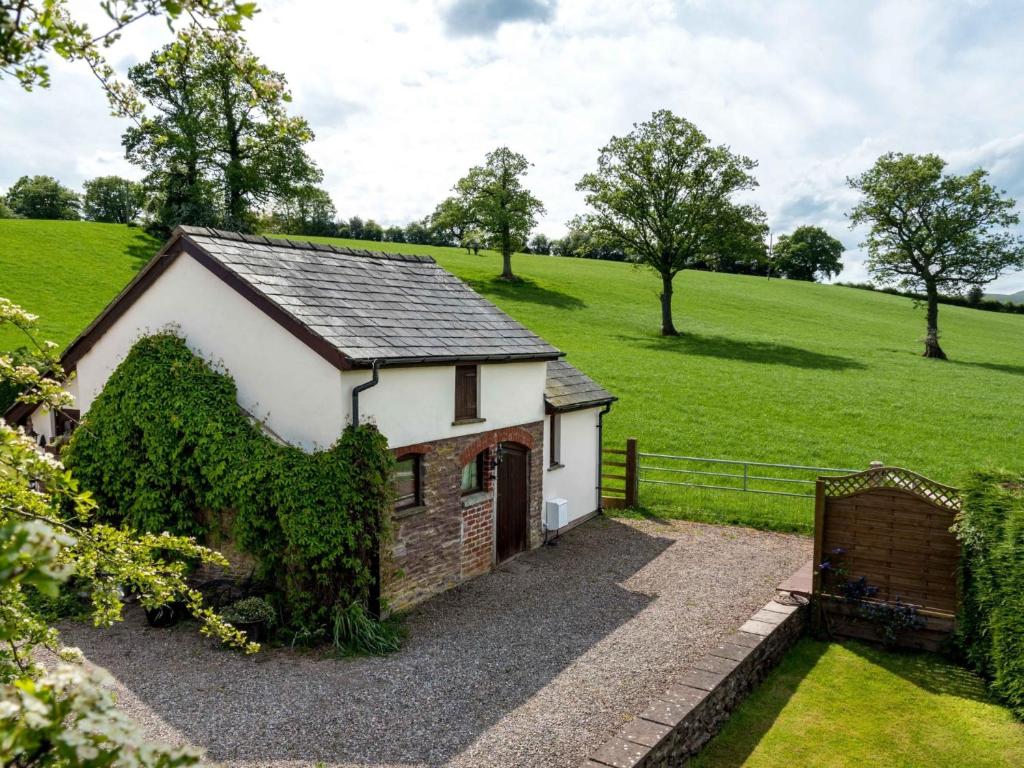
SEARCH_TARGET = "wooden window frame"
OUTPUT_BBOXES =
[454,364,480,422]
[549,412,562,468]
[53,408,81,438]
[460,451,486,496]
[393,453,423,510]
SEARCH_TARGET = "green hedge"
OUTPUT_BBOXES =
[953,470,1024,718]
[64,333,394,633]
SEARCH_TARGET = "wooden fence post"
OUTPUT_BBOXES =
[812,478,825,596]
[625,438,639,508]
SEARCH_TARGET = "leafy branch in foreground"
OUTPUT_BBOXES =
[1,296,253,766]
[1,0,257,118]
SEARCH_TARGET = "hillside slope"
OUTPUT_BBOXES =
[987,290,1024,304]
[0,220,160,350]
[2,220,1023,521]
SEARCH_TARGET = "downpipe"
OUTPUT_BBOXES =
[596,402,613,514]
[350,360,381,617]
[351,360,380,427]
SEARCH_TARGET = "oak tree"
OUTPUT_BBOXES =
[454,148,545,279]
[124,29,320,233]
[82,175,145,223]
[773,225,845,282]
[576,110,760,335]
[430,195,473,247]
[3,175,79,219]
[849,153,1024,359]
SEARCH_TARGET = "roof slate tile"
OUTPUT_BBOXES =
[545,360,616,411]
[183,229,561,365]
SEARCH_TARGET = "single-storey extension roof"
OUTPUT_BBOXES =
[544,360,616,412]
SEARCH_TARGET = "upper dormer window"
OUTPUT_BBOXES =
[454,364,479,421]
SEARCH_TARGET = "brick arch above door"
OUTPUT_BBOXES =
[458,426,536,465]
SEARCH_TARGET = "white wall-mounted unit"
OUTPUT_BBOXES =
[545,498,569,531]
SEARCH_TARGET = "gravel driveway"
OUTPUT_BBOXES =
[63,516,809,768]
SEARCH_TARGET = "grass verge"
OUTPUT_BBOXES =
[693,638,1024,768]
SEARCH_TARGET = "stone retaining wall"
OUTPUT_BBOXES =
[584,596,808,768]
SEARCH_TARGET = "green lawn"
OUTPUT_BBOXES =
[0,220,159,351]
[2,220,1023,530]
[693,639,1024,768]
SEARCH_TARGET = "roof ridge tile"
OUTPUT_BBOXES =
[182,226,437,264]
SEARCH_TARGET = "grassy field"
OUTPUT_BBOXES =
[2,219,1023,529]
[0,220,159,350]
[692,639,1024,768]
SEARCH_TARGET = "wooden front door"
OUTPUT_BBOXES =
[496,443,529,562]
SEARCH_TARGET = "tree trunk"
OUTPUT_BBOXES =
[500,228,515,280]
[923,284,947,359]
[221,77,246,231]
[660,273,678,336]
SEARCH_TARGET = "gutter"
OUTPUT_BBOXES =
[349,351,563,368]
[351,360,380,427]
[596,401,613,514]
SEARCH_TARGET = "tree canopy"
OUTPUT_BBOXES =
[452,147,545,279]
[848,152,1024,359]
[430,195,473,247]
[773,225,845,282]
[3,175,80,219]
[123,29,320,233]
[528,233,551,254]
[265,184,338,236]
[576,110,760,335]
[82,175,145,224]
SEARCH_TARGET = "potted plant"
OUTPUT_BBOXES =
[144,601,186,628]
[220,596,275,641]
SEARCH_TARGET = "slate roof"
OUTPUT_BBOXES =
[179,227,561,366]
[544,360,616,412]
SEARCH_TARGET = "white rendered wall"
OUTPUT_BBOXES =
[543,407,602,525]
[345,360,547,449]
[28,406,54,441]
[26,377,79,441]
[72,251,345,451]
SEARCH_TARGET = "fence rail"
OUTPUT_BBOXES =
[638,452,860,499]
[601,437,863,528]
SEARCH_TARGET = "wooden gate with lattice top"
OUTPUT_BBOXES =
[812,465,961,650]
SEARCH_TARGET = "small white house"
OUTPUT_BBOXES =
[7,227,615,609]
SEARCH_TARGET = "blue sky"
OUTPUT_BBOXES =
[2,0,1023,291]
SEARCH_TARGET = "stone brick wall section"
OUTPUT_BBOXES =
[583,597,809,768]
[384,421,544,610]
[460,497,493,579]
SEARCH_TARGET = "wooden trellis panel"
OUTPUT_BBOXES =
[813,466,961,619]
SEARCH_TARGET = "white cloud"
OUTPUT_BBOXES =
[2,0,1023,289]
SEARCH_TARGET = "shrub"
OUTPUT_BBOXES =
[332,601,404,656]
[64,333,395,637]
[221,596,276,625]
[953,470,1024,718]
